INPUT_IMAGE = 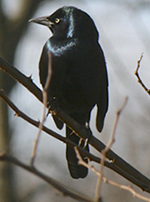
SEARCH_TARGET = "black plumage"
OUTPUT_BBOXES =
[29,6,108,179]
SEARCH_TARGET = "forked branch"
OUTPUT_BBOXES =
[135,53,150,95]
[0,57,150,193]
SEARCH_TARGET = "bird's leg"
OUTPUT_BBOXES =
[78,138,83,146]
[82,122,91,149]
[70,131,75,136]
[73,121,92,149]
[46,97,58,116]
[83,138,89,149]
[70,131,85,148]
[78,137,88,149]
[85,122,89,128]
[78,137,89,161]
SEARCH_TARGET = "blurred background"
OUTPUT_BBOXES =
[0,0,150,201]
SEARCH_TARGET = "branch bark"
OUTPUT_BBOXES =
[0,88,147,190]
[0,152,95,202]
[0,57,150,193]
[135,53,150,95]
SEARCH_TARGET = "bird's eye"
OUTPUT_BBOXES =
[55,18,60,24]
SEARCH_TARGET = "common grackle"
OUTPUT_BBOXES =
[29,6,108,179]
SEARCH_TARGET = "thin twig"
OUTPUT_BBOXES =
[0,89,105,167]
[1,89,150,192]
[30,52,52,166]
[135,53,150,95]
[95,97,128,201]
[0,88,147,190]
[75,147,150,202]
[0,152,94,202]
[1,57,150,192]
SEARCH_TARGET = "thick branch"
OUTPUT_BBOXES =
[0,88,147,189]
[0,57,42,101]
[55,108,150,191]
[0,57,150,192]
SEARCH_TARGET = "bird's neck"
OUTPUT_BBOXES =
[46,37,78,57]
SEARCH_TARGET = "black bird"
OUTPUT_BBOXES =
[29,6,108,179]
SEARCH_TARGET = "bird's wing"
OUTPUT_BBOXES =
[52,115,64,129]
[96,83,108,132]
[39,45,64,129]
[96,46,109,132]
[39,45,49,87]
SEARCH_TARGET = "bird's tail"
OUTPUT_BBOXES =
[66,126,89,179]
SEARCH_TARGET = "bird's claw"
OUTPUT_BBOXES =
[47,97,58,116]
[78,138,89,149]
[84,138,89,149]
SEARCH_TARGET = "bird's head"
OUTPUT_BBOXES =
[29,6,99,41]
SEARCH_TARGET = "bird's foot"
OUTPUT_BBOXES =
[46,97,58,116]
[84,138,89,149]
[78,138,83,147]
[78,138,89,149]
[70,131,75,136]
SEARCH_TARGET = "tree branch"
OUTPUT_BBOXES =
[135,53,150,95]
[0,57,42,101]
[0,57,150,193]
[75,148,150,202]
[0,152,94,202]
[95,97,128,200]
[30,52,52,166]
[0,89,148,191]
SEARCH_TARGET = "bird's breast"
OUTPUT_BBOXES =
[46,38,77,57]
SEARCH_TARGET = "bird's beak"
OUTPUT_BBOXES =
[29,16,54,27]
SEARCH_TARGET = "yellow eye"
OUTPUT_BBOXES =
[55,18,60,24]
